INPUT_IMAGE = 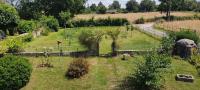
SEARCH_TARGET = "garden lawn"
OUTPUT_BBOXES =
[21,56,200,90]
[21,56,143,90]
[24,26,160,54]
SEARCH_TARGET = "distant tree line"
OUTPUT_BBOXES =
[85,0,200,14]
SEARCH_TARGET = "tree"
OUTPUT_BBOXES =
[107,29,120,56]
[97,2,107,14]
[59,11,72,27]
[158,0,172,21]
[90,4,97,12]
[109,0,121,10]
[79,30,104,56]
[0,3,19,35]
[126,0,139,12]
[17,0,86,20]
[140,0,156,12]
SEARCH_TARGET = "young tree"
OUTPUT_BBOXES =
[140,0,156,12]
[126,0,139,12]
[107,29,120,56]
[109,0,121,10]
[59,11,72,27]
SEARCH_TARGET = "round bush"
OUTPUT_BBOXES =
[40,16,59,32]
[0,55,32,90]
[66,58,89,79]
[18,20,36,34]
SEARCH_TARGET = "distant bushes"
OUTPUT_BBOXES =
[135,17,145,24]
[0,55,32,90]
[66,58,89,79]
[72,17,129,27]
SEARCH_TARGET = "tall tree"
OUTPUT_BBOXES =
[97,2,107,14]
[90,4,97,11]
[17,0,86,20]
[107,29,120,56]
[126,0,139,12]
[109,0,121,10]
[158,0,172,21]
[140,0,156,12]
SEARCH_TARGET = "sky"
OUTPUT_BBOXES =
[86,0,160,8]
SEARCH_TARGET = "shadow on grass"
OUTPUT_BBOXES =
[114,75,136,90]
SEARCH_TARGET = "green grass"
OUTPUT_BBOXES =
[21,56,200,90]
[24,26,160,54]
[21,56,143,90]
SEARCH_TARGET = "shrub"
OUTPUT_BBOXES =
[0,3,19,36]
[41,27,50,36]
[133,53,171,90]
[175,29,199,44]
[18,20,36,34]
[160,33,176,55]
[66,58,89,79]
[135,17,145,24]
[6,38,23,53]
[39,16,59,32]
[0,55,32,90]
[197,68,200,76]
[22,33,33,42]
[72,17,129,27]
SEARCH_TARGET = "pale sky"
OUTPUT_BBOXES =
[86,0,160,8]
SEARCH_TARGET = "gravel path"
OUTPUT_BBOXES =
[136,23,168,38]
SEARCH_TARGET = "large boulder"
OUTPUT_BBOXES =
[173,39,197,58]
[0,30,6,40]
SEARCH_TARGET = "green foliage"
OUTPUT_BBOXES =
[97,2,107,14]
[59,11,72,27]
[126,0,139,12]
[175,29,199,44]
[18,20,37,34]
[21,34,33,42]
[39,16,59,32]
[140,0,156,12]
[40,27,50,36]
[5,38,24,53]
[107,29,121,55]
[135,17,145,24]
[109,0,121,10]
[66,58,89,79]
[133,53,171,90]
[0,3,19,35]
[0,55,32,90]
[161,33,176,54]
[73,17,129,27]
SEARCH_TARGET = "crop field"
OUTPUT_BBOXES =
[75,12,195,23]
[24,26,160,54]
[155,20,200,34]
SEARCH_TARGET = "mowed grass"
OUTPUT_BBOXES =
[24,26,160,54]
[21,56,200,90]
[75,12,195,23]
[21,56,143,90]
[155,20,200,34]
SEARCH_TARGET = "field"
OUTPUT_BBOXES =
[21,56,200,90]
[155,20,200,34]
[24,26,160,54]
[75,12,195,23]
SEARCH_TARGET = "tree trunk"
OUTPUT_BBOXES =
[111,41,117,56]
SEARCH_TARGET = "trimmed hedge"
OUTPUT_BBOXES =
[0,55,32,90]
[72,17,129,27]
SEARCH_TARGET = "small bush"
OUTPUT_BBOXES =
[135,17,145,24]
[40,27,50,36]
[0,55,32,90]
[18,20,36,34]
[6,38,24,53]
[21,34,33,42]
[175,29,199,44]
[66,58,89,79]
[39,16,59,32]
